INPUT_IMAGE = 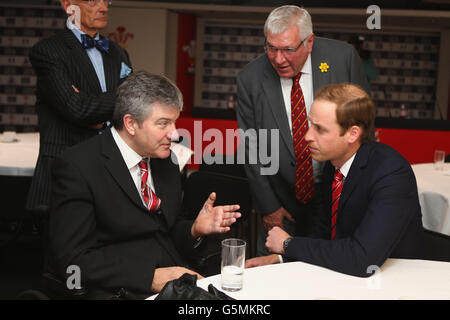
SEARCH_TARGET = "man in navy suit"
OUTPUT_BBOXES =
[27,0,132,212]
[246,83,424,277]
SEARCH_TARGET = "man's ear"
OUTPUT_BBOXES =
[306,33,315,54]
[123,114,138,136]
[61,0,72,11]
[347,125,362,144]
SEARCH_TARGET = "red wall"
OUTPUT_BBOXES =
[176,117,238,169]
[376,128,450,164]
[176,117,450,168]
[176,14,196,117]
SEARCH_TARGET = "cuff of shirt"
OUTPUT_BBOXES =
[278,254,284,264]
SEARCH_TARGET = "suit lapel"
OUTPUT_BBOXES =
[100,36,120,91]
[339,143,371,210]
[61,29,102,92]
[311,38,332,95]
[262,61,295,160]
[100,129,145,209]
[150,158,176,229]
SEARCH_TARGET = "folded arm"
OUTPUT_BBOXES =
[30,42,116,127]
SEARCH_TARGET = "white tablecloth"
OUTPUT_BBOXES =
[0,132,39,176]
[189,259,450,300]
[0,132,191,176]
[412,163,450,236]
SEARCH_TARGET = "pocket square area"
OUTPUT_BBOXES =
[120,62,132,78]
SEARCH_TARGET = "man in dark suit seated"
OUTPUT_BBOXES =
[27,0,132,213]
[48,71,241,298]
[245,83,424,277]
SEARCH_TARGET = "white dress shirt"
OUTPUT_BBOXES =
[335,152,357,180]
[67,19,107,92]
[280,54,321,181]
[111,128,203,246]
[111,127,155,206]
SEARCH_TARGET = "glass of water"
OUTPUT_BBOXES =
[434,150,445,171]
[221,238,246,292]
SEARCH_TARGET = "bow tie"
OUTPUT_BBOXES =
[81,34,109,53]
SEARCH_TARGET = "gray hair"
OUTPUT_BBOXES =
[113,71,183,130]
[264,5,313,45]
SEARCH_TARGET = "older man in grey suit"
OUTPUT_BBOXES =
[236,5,370,256]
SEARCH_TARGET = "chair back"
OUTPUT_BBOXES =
[181,170,253,276]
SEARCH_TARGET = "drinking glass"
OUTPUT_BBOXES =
[221,238,246,292]
[434,150,445,171]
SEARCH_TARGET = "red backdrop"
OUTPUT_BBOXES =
[176,13,196,117]
[176,118,450,169]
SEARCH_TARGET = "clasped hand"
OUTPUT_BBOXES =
[245,226,292,269]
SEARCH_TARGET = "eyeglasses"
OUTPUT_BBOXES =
[265,35,309,57]
[81,0,112,7]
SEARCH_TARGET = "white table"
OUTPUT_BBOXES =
[189,259,450,300]
[0,132,192,177]
[411,163,450,236]
[0,132,39,176]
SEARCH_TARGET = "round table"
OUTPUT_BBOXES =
[411,163,450,236]
[149,258,450,300]
[193,259,450,300]
[0,132,39,176]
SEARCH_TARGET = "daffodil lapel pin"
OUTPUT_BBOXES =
[319,62,330,73]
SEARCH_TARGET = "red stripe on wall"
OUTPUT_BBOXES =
[176,14,196,118]
[176,118,450,168]
[448,83,450,120]
[376,128,450,164]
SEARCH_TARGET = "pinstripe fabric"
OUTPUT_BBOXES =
[26,29,131,211]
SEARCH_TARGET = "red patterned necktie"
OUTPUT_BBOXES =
[331,169,344,240]
[291,73,314,204]
[138,158,161,212]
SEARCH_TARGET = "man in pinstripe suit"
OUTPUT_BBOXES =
[27,0,132,212]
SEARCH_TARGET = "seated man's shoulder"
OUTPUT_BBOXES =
[59,134,102,164]
[366,141,410,169]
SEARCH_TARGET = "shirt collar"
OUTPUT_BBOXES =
[335,152,356,179]
[67,18,99,43]
[111,127,146,170]
[280,53,312,82]
[301,53,312,75]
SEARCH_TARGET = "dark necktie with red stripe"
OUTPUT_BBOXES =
[291,73,314,204]
[138,158,162,213]
[331,169,344,239]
